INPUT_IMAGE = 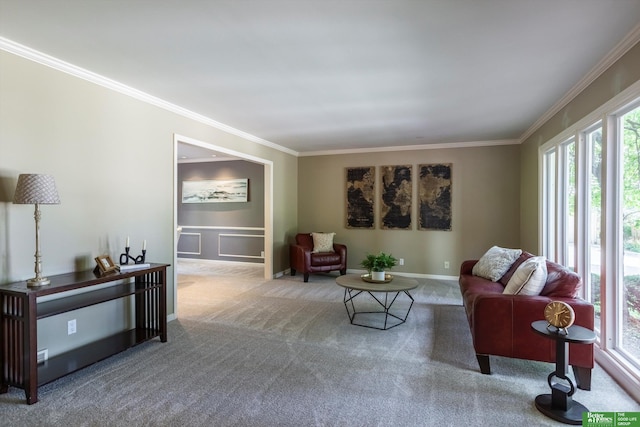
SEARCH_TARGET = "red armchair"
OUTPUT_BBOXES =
[290,233,347,282]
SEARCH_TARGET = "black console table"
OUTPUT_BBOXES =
[0,263,169,404]
[531,320,596,425]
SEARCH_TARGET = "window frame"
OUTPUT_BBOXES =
[539,80,640,401]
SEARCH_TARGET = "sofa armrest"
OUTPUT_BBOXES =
[470,293,594,359]
[460,260,478,276]
[472,293,594,331]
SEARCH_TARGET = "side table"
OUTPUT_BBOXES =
[531,320,596,425]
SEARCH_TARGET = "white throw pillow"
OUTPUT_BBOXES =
[503,256,548,296]
[311,232,335,253]
[472,246,523,282]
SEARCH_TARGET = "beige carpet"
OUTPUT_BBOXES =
[0,259,637,426]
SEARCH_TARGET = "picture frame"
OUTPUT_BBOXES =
[380,165,412,230]
[346,166,375,229]
[418,163,452,231]
[181,179,249,203]
[94,255,118,275]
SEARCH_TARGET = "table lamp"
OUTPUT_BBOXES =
[13,174,61,286]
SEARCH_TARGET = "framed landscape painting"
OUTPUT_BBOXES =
[182,179,249,203]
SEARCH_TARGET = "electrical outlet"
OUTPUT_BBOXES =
[444,261,450,269]
[37,349,48,364]
[68,319,77,335]
[399,258,404,266]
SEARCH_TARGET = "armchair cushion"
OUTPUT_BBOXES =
[311,232,336,253]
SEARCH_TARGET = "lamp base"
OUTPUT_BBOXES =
[27,277,50,287]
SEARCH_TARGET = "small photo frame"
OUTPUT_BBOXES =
[94,255,118,275]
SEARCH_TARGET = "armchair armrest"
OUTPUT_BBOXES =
[290,244,312,271]
[333,243,347,264]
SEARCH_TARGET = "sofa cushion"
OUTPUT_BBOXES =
[311,232,335,253]
[540,262,582,297]
[503,256,547,296]
[472,246,523,282]
[499,251,534,286]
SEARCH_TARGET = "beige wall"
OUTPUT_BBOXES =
[519,42,640,252]
[0,51,298,356]
[298,144,521,276]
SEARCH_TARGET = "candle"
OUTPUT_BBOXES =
[143,239,146,250]
[126,236,130,248]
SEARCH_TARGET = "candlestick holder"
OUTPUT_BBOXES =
[119,247,146,265]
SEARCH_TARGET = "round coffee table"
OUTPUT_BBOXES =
[336,274,418,330]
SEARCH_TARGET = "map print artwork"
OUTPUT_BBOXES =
[418,164,452,231]
[346,166,375,229]
[381,165,412,230]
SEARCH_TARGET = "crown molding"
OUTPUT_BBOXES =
[519,23,640,143]
[0,37,299,158]
[298,139,519,157]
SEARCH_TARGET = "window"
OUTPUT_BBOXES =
[541,90,640,400]
[586,125,603,335]
[562,140,576,271]
[619,104,640,366]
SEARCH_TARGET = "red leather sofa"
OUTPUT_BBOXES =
[458,252,595,389]
[290,233,347,282]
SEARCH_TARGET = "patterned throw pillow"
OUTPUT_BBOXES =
[311,232,335,253]
[472,246,523,282]
[503,256,548,296]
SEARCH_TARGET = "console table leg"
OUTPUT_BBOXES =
[26,390,38,405]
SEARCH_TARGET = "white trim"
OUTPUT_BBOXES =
[299,139,519,157]
[347,269,458,282]
[179,225,264,231]
[178,258,263,268]
[0,36,519,158]
[596,348,640,402]
[540,79,640,151]
[0,37,298,158]
[520,23,640,142]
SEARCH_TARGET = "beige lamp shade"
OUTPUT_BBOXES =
[13,174,61,205]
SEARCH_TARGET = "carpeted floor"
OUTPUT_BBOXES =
[1,260,638,426]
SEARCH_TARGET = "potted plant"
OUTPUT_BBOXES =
[360,252,398,281]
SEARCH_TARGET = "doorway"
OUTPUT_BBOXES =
[173,134,274,319]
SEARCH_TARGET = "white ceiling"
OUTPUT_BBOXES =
[2,1,640,157]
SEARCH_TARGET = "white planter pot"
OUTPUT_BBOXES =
[372,271,386,281]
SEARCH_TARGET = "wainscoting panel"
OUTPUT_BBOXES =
[177,233,202,255]
[177,226,264,263]
[219,234,264,259]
